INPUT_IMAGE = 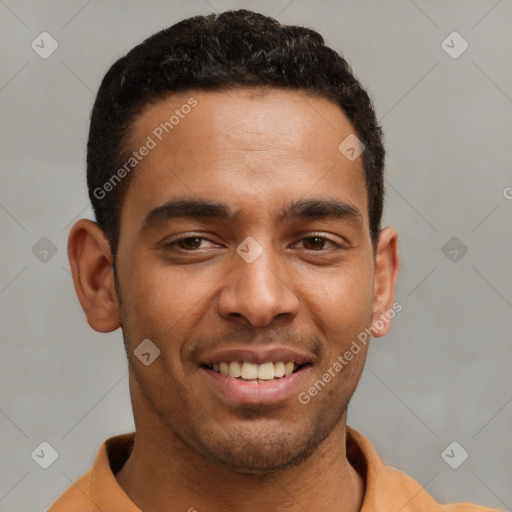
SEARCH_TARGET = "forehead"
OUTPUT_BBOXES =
[120,87,368,233]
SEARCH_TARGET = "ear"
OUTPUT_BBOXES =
[67,219,121,332]
[370,226,400,338]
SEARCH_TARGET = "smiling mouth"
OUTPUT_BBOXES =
[201,361,309,381]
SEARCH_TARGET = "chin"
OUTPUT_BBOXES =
[192,416,334,474]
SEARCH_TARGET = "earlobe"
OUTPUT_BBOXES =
[371,226,401,338]
[67,219,121,333]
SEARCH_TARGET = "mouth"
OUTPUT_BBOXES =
[198,348,314,404]
[201,361,309,382]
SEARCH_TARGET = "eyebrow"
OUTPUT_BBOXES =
[140,196,363,234]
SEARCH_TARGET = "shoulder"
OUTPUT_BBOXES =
[346,426,502,512]
[381,465,502,512]
[47,470,96,511]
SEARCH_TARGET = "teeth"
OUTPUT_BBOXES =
[274,361,285,378]
[209,361,300,380]
[220,362,229,375]
[229,361,241,378]
[241,362,258,379]
[257,362,274,380]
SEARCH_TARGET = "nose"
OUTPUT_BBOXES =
[217,243,300,327]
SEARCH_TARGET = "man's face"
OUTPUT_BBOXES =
[114,88,379,472]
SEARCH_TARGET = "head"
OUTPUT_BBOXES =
[68,9,400,473]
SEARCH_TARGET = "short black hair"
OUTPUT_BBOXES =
[87,9,385,257]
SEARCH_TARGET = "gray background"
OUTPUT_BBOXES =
[1,0,511,511]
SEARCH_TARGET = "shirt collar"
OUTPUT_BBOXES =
[88,425,404,511]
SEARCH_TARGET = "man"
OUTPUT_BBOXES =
[49,9,500,512]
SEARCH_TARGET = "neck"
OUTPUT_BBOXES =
[116,414,364,512]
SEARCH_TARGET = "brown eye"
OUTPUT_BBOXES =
[163,236,216,252]
[301,236,338,251]
[176,237,204,250]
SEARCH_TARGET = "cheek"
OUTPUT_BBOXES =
[300,262,374,321]
[296,265,374,368]
[118,257,203,339]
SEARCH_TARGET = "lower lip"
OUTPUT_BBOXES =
[201,365,312,404]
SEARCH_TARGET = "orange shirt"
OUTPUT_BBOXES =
[48,426,501,512]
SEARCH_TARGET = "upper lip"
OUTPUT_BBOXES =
[199,346,313,366]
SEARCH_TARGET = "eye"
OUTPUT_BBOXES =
[295,235,341,251]
[163,236,218,251]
